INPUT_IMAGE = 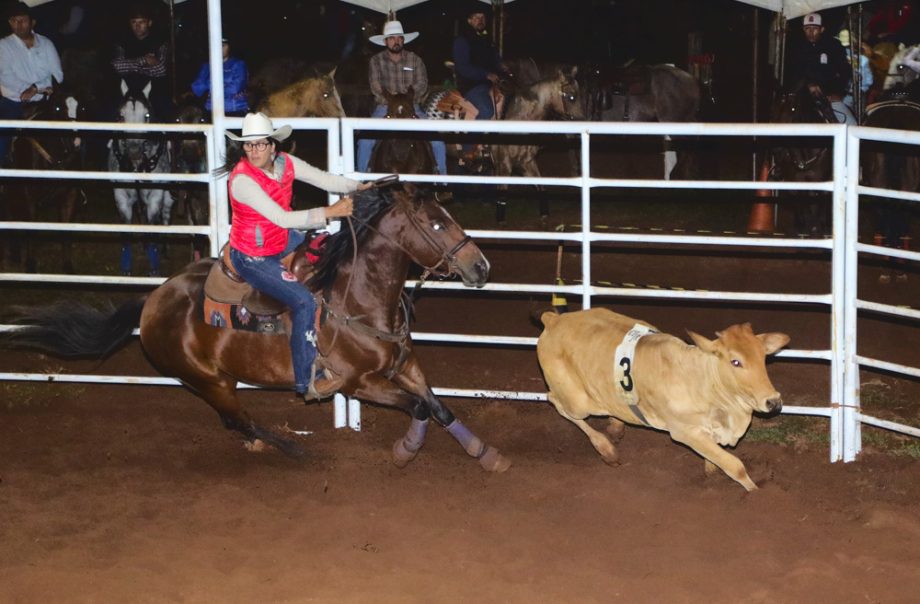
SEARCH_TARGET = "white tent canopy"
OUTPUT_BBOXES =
[733,0,864,19]
[340,0,860,19]
[339,0,516,15]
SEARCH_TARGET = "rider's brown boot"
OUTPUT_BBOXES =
[303,367,345,401]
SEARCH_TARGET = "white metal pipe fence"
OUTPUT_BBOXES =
[1,10,915,459]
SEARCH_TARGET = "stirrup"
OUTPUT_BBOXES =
[303,362,344,401]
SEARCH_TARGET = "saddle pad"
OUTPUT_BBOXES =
[203,297,288,335]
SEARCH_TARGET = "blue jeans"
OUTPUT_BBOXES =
[357,104,447,175]
[464,84,495,120]
[0,97,24,165]
[229,230,316,393]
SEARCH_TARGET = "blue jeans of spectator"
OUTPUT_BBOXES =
[357,104,447,175]
[464,84,495,120]
[0,97,24,164]
[229,230,316,393]
[461,84,495,153]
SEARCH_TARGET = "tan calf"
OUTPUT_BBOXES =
[537,308,790,491]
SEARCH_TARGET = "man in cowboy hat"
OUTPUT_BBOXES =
[357,18,447,176]
[452,2,504,121]
[0,2,63,163]
[785,12,856,124]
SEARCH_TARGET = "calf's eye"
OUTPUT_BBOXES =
[731,359,743,368]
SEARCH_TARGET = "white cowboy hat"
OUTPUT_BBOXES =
[225,112,292,142]
[369,20,419,46]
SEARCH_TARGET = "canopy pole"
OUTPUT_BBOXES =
[169,0,177,104]
[752,6,759,179]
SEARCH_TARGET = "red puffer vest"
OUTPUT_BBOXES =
[228,153,295,256]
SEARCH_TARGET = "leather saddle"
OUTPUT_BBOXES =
[204,238,323,317]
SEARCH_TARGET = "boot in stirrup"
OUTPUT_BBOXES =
[303,362,344,401]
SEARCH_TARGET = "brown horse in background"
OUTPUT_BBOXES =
[370,88,436,175]
[0,89,87,273]
[6,183,509,472]
[768,83,838,236]
[257,69,345,118]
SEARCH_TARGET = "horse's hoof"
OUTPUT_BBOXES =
[392,438,419,468]
[478,446,511,473]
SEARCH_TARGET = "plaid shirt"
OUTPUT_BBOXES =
[368,49,427,106]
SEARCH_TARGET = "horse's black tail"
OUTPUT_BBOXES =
[3,297,146,359]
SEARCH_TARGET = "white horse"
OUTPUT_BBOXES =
[883,44,920,92]
[108,80,172,276]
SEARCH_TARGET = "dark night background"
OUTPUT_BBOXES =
[2,0,861,121]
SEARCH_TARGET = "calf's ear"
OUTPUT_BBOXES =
[687,330,718,353]
[759,332,791,355]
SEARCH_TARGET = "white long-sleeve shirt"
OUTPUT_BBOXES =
[230,154,359,230]
[0,31,63,102]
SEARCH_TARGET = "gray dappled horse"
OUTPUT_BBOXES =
[491,67,584,223]
[585,63,700,179]
[108,80,172,276]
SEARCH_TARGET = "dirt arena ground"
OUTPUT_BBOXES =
[2,229,919,602]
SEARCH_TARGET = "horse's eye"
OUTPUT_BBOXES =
[432,222,445,231]
[731,359,743,368]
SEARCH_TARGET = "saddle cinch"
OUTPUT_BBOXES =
[202,237,327,334]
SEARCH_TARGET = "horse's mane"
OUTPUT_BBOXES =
[306,186,398,292]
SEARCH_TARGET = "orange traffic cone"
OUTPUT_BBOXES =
[748,161,775,234]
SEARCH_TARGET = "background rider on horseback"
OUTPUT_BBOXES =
[0,2,63,164]
[784,12,856,125]
[452,3,505,122]
[222,112,370,401]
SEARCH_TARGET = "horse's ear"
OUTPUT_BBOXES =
[120,79,128,96]
[568,65,578,79]
[328,66,337,79]
[142,80,152,99]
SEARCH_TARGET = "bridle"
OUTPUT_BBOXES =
[318,176,474,378]
[773,90,833,174]
[346,179,474,284]
[557,79,581,120]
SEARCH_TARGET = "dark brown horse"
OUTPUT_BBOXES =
[0,89,86,273]
[6,183,509,472]
[768,84,838,236]
[370,88,436,175]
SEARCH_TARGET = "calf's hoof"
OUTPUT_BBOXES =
[479,446,512,473]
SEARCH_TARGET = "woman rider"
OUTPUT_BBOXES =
[223,112,370,400]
